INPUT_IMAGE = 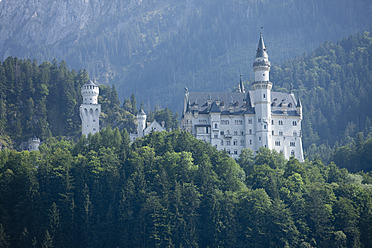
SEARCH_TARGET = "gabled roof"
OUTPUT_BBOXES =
[185,92,254,115]
[144,120,165,135]
[185,90,300,116]
[209,101,221,113]
[271,92,300,116]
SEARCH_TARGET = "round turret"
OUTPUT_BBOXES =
[81,80,99,104]
[28,136,41,151]
[80,79,101,136]
[137,109,147,137]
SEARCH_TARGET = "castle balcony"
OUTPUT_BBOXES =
[253,60,271,67]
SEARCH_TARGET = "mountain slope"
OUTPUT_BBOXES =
[0,0,371,110]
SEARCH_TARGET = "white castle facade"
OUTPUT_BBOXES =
[80,80,101,136]
[181,32,304,161]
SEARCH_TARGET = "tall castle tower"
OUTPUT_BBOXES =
[137,109,147,137]
[252,30,272,150]
[80,80,101,136]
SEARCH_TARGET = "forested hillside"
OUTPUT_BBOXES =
[0,130,371,247]
[0,0,371,109]
[270,31,372,161]
[0,57,136,147]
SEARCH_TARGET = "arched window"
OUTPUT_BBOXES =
[250,139,252,145]
[215,123,218,128]
[233,140,237,146]
[291,150,295,156]
[234,150,238,155]
[293,131,297,136]
[249,129,252,134]
[240,139,244,146]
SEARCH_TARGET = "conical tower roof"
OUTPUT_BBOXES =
[256,30,268,58]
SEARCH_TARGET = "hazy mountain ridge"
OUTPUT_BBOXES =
[1,0,371,110]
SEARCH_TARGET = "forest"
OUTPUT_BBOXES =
[0,129,371,247]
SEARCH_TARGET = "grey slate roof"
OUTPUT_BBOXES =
[185,91,299,116]
[186,92,253,115]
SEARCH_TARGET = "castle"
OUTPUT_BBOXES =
[181,31,304,161]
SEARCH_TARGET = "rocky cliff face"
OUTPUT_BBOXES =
[0,0,190,59]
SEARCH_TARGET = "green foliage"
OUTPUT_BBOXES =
[332,133,372,172]
[0,130,371,247]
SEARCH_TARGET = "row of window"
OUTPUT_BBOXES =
[213,119,298,127]
[221,139,245,146]
[227,149,238,155]
[217,129,300,137]
[275,141,296,147]
[272,130,300,136]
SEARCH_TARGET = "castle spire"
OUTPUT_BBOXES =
[256,27,268,58]
[238,73,245,93]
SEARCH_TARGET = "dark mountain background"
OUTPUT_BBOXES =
[0,0,371,110]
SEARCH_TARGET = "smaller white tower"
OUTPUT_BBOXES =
[28,137,40,151]
[137,109,147,137]
[80,80,101,136]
